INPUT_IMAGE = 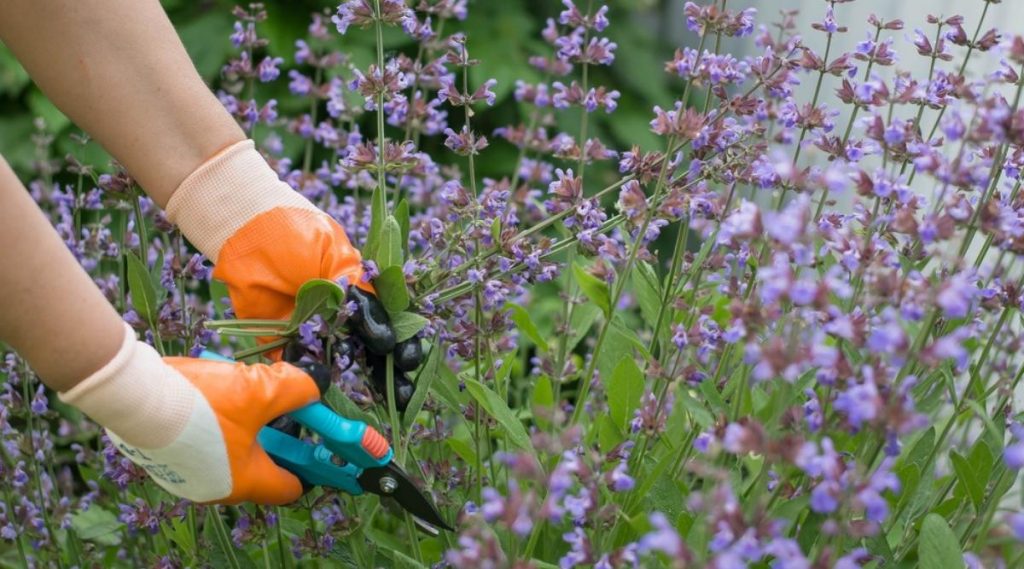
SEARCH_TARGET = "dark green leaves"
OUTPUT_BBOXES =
[464,378,533,453]
[631,261,663,329]
[373,216,404,271]
[508,303,547,351]
[288,278,345,330]
[374,266,410,314]
[125,250,160,325]
[389,311,429,342]
[918,514,964,569]
[608,356,645,431]
[573,263,612,317]
[363,186,386,259]
[71,507,123,546]
[950,440,993,511]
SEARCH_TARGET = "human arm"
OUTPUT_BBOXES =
[0,154,324,504]
[0,0,244,207]
[0,0,421,406]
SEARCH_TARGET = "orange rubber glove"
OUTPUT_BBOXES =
[166,139,422,409]
[165,139,373,327]
[60,324,328,505]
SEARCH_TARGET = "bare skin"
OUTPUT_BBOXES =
[0,0,244,207]
[0,156,125,391]
[0,0,244,389]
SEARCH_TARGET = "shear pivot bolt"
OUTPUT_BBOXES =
[379,476,398,494]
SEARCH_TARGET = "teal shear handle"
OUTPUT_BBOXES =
[198,350,393,496]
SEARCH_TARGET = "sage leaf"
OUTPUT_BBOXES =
[288,278,345,330]
[126,250,159,325]
[465,378,533,453]
[918,513,964,569]
[572,262,612,317]
[608,355,644,431]
[373,266,410,314]
[389,311,429,342]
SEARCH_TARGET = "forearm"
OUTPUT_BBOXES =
[0,155,125,391]
[0,0,244,207]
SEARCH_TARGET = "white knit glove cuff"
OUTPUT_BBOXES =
[58,323,194,448]
[59,323,233,502]
[165,139,319,263]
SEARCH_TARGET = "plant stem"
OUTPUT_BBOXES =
[373,0,387,199]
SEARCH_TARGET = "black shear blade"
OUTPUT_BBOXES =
[357,462,453,532]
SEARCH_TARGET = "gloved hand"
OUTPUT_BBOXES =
[165,139,424,407]
[60,324,329,505]
[165,139,371,326]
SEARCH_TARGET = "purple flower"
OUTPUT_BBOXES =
[810,481,839,514]
[639,512,684,557]
[257,56,284,82]
[1006,425,1024,469]
[1008,512,1024,541]
[834,377,880,430]
[936,272,978,319]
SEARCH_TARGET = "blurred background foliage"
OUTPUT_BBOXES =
[0,0,675,188]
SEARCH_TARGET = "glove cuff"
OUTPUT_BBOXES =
[59,323,196,449]
[165,139,319,262]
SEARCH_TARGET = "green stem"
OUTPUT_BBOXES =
[373,0,387,198]
[209,508,243,569]
[958,64,1024,259]
[385,354,403,463]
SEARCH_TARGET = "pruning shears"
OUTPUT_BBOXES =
[199,350,452,534]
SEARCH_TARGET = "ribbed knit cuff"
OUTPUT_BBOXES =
[59,323,196,449]
[165,140,319,262]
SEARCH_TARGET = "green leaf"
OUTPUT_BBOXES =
[325,385,378,429]
[631,261,663,329]
[204,510,257,569]
[903,427,936,471]
[394,199,410,258]
[531,375,554,409]
[597,414,624,453]
[403,340,442,430]
[596,317,643,381]
[508,304,547,351]
[698,378,728,414]
[572,263,612,317]
[374,266,410,314]
[167,517,196,553]
[390,311,429,342]
[447,437,477,464]
[531,375,554,430]
[950,452,984,510]
[373,216,404,270]
[568,303,601,353]
[676,388,714,428]
[491,217,501,245]
[432,363,467,413]
[363,186,386,259]
[177,11,234,80]
[125,250,159,325]
[464,378,533,452]
[918,514,964,569]
[71,506,123,546]
[608,356,645,431]
[647,468,685,524]
[288,278,345,330]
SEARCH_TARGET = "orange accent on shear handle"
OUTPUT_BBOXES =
[361,426,390,460]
